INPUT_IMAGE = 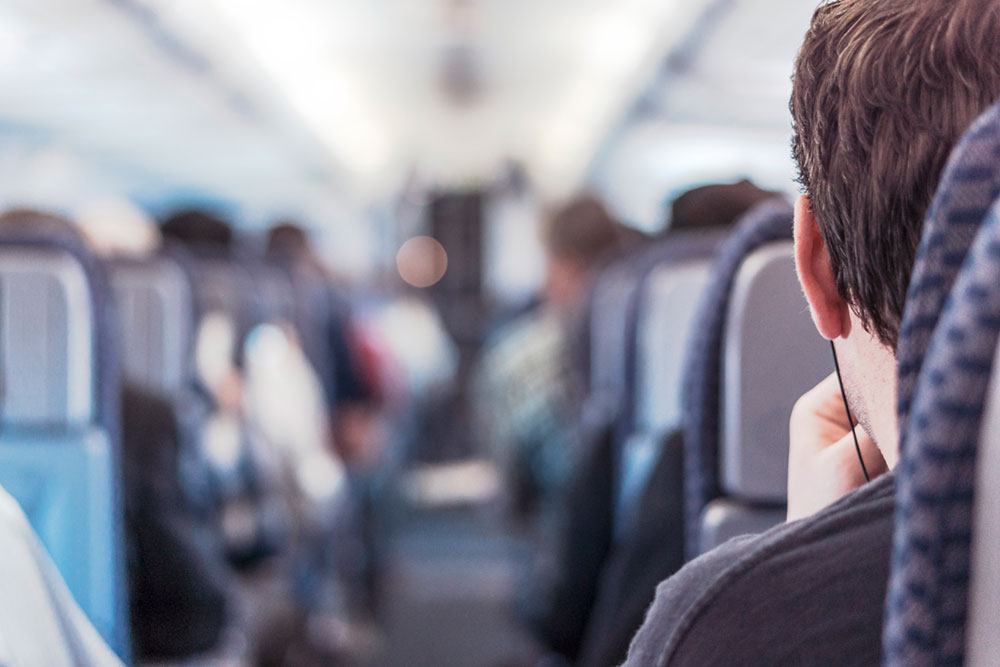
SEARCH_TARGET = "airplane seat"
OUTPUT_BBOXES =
[192,256,256,354]
[582,259,647,434]
[699,240,829,553]
[613,229,728,541]
[0,233,129,657]
[107,250,240,660]
[680,199,798,559]
[520,249,653,661]
[569,232,725,667]
[108,254,195,396]
[181,254,295,565]
[238,258,299,333]
[107,250,217,511]
[882,98,1000,667]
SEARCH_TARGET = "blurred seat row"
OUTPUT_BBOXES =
[0,209,391,664]
[3,102,1000,665]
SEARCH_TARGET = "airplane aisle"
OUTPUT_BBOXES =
[364,504,542,667]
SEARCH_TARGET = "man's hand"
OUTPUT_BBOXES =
[787,373,888,521]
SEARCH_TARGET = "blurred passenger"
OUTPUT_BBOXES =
[266,222,389,633]
[162,209,306,662]
[542,194,624,316]
[667,178,782,232]
[624,0,1000,664]
[475,194,623,519]
[161,208,235,255]
[266,223,386,470]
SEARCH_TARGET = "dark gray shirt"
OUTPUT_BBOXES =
[623,473,895,667]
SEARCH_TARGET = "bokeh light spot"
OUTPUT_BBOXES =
[396,236,448,288]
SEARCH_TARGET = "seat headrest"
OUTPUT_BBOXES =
[109,256,195,395]
[244,261,296,326]
[191,258,256,356]
[636,259,713,434]
[589,262,643,400]
[0,246,95,427]
[719,241,829,502]
[621,229,729,436]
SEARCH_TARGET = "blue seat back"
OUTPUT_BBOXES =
[884,99,1000,667]
[886,200,1000,666]
[0,236,129,656]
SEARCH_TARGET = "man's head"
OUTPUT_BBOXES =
[668,179,779,233]
[161,209,234,255]
[541,194,622,309]
[267,222,311,264]
[790,0,1000,460]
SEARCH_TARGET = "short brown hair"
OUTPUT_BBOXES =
[543,194,622,265]
[791,0,1000,349]
[669,180,780,232]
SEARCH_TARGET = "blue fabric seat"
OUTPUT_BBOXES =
[0,232,129,658]
[884,99,1000,667]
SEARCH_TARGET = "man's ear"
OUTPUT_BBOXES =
[793,195,850,340]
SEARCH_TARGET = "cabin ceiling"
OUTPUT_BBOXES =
[0,0,813,226]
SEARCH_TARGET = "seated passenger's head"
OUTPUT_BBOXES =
[668,179,779,233]
[161,209,234,255]
[266,222,310,264]
[266,221,329,276]
[542,194,622,309]
[790,0,1000,461]
[0,208,82,243]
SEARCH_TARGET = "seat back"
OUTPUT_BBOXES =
[589,262,644,406]
[634,260,714,436]
[883,99,1000,667]
[243,260,297,328]
[615,247,718,540]
[193,258,253,329]
[697,241,828,553]
[0,238,128,656]
[0,248,94,425]
[681,199,793,559]
[108,255,195,396]
[720,241,829,501]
